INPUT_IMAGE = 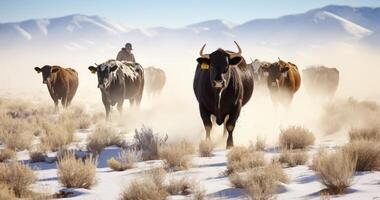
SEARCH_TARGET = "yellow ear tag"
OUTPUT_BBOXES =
[201,63,209,70]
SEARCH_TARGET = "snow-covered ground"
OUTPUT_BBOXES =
[14,128,379,200]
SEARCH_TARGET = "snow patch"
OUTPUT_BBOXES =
[13,25,32,40]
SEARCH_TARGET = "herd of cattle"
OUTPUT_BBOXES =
[34,42,339,148]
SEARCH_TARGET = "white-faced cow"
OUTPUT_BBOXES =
[247,58,271,88]
[34,65,79,111]
[88,59,144,120]
[194,41,254,148]
[302,66,339,99]
[261,58,301,108]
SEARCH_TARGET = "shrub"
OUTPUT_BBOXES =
[342,140,380,171]
[0,183,15,200]
[133,126,167,160]
[229,162,288,199]
[226,146,265,174]
[57,152,97,189]
[0,161,37,197]
[199,140,214,157]
[87,125,124,155]
[0,117,34,151]
[120,167,168,200]
[29,149,46,163]
[279,126,315,150]
[278,149,309,167]
[349,128,380,142]
[165,177,193,195]
[107,149,142,171]
[40,122,75,152]
[312,148,356,194]
[0,148,16,162]
[253,137,266,151]
[158,143,192,170]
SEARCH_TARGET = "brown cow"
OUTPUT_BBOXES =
[144,66,166,97]
[34,65,79,110]
[261,58,301,107]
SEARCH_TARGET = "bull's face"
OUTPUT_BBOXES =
[261,62,289,88]
[34,65,59,84]
[196,42,243,90]
[197,51,242,90]
[88,64,118,89]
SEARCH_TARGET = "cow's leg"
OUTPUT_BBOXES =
[102,93,111,120]
[61,94,68,108]
[223,115,229,138]
[225,101,242,149]
[53,98,59,113]
[199,104,212,140]
[117,100,124,115]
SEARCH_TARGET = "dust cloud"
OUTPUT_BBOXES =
[1,42,379,147]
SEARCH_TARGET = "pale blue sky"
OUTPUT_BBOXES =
[0,0,379,27]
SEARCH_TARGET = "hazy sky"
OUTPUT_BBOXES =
[0,0,379,27]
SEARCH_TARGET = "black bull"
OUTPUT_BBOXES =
[193,42,254,148]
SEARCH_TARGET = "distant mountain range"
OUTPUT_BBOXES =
[1,5,379,51]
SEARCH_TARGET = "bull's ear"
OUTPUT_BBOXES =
[110,65,118,72]
[52,68,59,73]
[88,66,97,74]
[281,66,290,72]
[229,56,242,65]
[196,57,210,65]
[34,67,41,73]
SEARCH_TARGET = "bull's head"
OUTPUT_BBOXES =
[88,63,118,89]
[261,58,290,88]
[34,65,59,84]
[196,41,243,90]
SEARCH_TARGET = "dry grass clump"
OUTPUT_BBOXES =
[166,177,194,195]
[199,140,214,157]
[58,106,93,130]
[57,151,97,189]
[133,126,168,160]
[252,137,266,151]
[279,126,315,150]
[0,116,34,151]
[87,125,124,155]
[120,167,168,200]
[158,141,193,170]
[40,122,75,152]
[349,128,380,142]
[29,148,46,163]
[0,183,16,200]
[278,149,309,167]
[107,149,142,171]
[226,146,265,174]
[342,140,380,171]
[0,148,16,162]
[312,148,356,194]
[0,161,37,197]
[229,162,288,199]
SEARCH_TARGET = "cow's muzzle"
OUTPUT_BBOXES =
[213,80,225,89]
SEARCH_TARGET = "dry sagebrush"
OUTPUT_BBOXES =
[40,122,75,152]
[107,149,142,171]
[133,126,167,160]
[87,125,124,155]
[57,152,97,189]
[0,148,16,162]
[349,128,380,142]
[342,140,380,171]
[278,149,309,167]
[312,148,356,194]
[0,116,34,151]
[229,162,288,200]
[279,126,315,150]
[199,140,214,157]
[0,161,37,198]
[158,140,194,170]
[226,146,266,174]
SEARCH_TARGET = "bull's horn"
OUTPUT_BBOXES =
[94,63,99,66]
[230,41,242,57]
[278,57,281,61]
[199,44,210,58]
[250,57,254,62]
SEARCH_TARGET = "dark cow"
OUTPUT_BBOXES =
[34,65,79,110]
[88,59,144,119]
[144,66,166,97]
[194,41,254,148]
[261,58,301,107]
[302,66,339,98]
